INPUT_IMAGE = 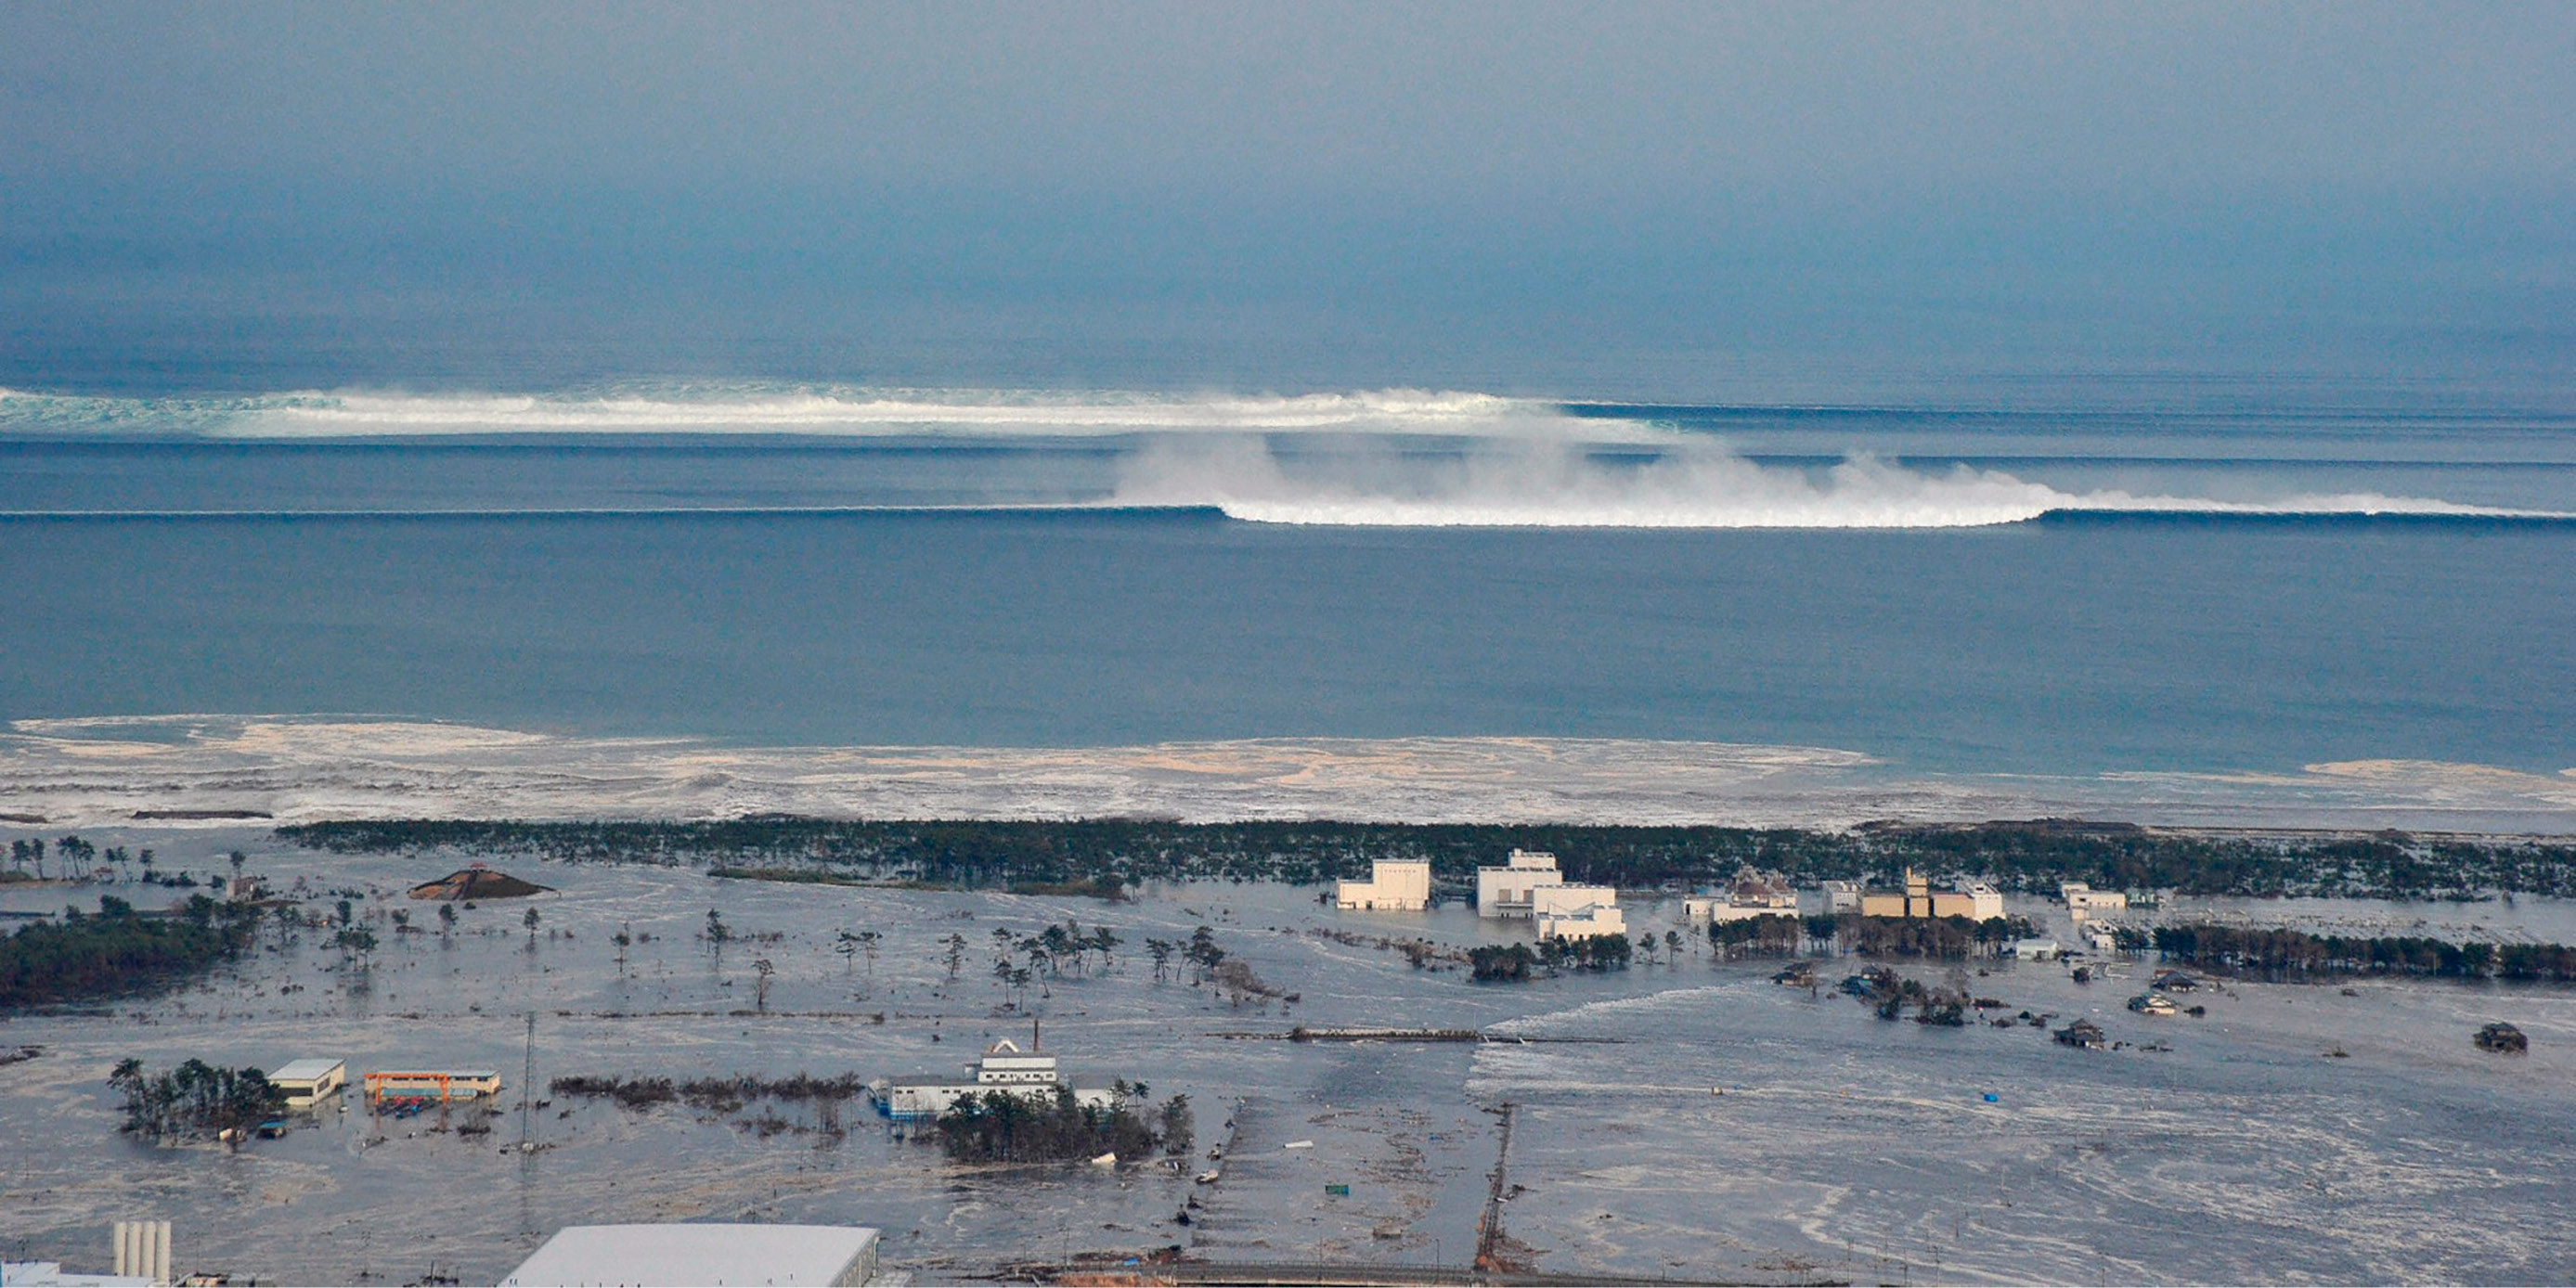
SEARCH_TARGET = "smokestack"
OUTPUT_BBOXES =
[113,1221,129,1276]
[155,1218,173,1284]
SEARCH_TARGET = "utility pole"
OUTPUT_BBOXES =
[519,1011,537,1151]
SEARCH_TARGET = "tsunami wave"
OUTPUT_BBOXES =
[5,382,2562,528]
[0,384,1592,440]
[1107,437,2567,529]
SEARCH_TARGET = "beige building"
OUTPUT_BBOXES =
[1858,869,2003,921]
[267,1058,346,1108]
[1336,858,1431,911]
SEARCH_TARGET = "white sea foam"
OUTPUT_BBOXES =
[6,382,2558,527]
[0,384,1590,440]
[1111,436,2560,529]
[4,716,2570,832]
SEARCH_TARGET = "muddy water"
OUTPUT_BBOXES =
[2,831,2571,1284]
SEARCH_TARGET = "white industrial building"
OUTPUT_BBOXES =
[1336,858,1430,911]
[1476,849,1567,917]
[0,1263,150,1287]
[2060,882,2129,919]
[1475,850,1625,938]
[873,1038,1112,1123]
[1806,880,1861,916]
[502,1223,879,1287]
[1533,899,1626,939]
[1684,868,1799,923]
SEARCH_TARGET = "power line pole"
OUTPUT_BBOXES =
[519,1011,537,1151]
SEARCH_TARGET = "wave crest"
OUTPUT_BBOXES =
[1110,438,2550,529]
[1,384,1586,439]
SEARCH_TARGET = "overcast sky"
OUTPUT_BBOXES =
[4,1,2570,394]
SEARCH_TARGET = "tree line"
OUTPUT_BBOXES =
[0,895,265,1011]
[1712,912,2042,960]
[276,817,2576,900]
[2152,924,2576,982]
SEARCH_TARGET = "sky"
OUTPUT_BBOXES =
[3,1,2570,397]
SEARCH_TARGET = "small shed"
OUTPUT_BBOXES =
[502,1223,881,1287]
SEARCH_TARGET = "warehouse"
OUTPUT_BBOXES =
[266,1058,346,1108]
[502,1223,880,1287]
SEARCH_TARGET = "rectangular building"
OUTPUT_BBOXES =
[2060,882,2129,919]
[1336,858,1431,911]
[1860,870,2002,921]
[1475,849,1565,917]
[504,1223,879,1287]
[267,1058,346,1108]
[1684,867,1800,923]
[363,1070,502,1101]
[1534,901,1626,939]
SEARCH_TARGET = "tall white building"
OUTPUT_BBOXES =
[1477,850,1625,937]
[1336,858,1431,911]
[1476,849,1567,917]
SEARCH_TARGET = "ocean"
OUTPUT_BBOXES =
[3,381,2571,830]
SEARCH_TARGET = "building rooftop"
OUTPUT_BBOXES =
[269,1058,343,1082]
[502,1223,879,1287]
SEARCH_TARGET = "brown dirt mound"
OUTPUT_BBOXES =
[407,867,551,900]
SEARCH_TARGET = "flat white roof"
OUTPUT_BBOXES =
[269,1058,343,1082]
[503,1223,879,1287]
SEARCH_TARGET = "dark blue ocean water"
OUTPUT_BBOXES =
[2,401,2570,778]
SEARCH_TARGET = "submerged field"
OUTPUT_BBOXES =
[2,828,2572,1284]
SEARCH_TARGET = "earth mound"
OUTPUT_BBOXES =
[407,866,551,901]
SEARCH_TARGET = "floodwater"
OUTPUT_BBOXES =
[3,830,2572,1285]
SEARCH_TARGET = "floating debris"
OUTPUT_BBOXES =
[2476,1022,2530,1054]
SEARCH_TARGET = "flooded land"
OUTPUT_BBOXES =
[4,829,2573,1285]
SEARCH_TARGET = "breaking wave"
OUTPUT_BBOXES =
[0,384,1590,440]
[6,382,2563,529]
[1108,437,2562,529]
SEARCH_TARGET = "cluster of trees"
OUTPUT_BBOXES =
[279,816,2576,900]
[1143,926,1226,984]
[1469,933,1633,982]
[1706,913,2039,961]
[1710,915,1806,958]
[934,1085,1192,1165]
[110,1058,285,1141]
[2152,925,2576,982]
[1469,944,1538,982]
[1840,967,1973,1025]
[0,895,264,1011]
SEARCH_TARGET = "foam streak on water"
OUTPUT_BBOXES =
[6,383,2560,528]
[5,716,2572,833]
